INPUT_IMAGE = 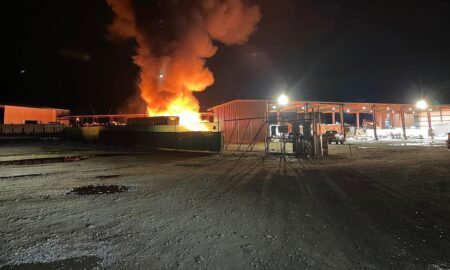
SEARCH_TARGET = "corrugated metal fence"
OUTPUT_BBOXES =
[0,124,64,136]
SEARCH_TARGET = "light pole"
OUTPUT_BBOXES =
[416,99,433,139]
[277,94,289,155]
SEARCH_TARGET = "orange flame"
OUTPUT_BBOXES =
[146,95,208,131]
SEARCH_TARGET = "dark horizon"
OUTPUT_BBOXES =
[4,0,450,114]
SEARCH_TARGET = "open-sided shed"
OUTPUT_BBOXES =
[209,99,450,143]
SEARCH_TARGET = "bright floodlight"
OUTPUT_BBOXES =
[416,99,428,110]
[277,94,289,106]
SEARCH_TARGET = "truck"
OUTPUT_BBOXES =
[323,130,345,144]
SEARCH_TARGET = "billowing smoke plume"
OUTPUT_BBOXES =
[107,0,261,119]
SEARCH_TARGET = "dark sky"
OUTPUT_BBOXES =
[4,0,450,114]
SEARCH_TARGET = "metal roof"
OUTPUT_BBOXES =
[0,103,69,111]
[208,99,450,113]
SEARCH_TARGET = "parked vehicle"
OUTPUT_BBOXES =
[323,130,345,144]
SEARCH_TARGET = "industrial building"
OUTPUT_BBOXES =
[0,105,70,136]
[209,99,450,144]
[0,104,70,125]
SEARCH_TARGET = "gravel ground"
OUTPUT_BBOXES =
[0,140,449,269]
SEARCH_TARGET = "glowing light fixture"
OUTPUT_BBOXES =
[416,99,428,110]
[277,94,289,106]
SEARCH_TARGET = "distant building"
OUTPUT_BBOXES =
[0,104,70,125]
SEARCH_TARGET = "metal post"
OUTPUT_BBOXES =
[318,105,321,127]
[278,108,283,155]
[440,107,443,122]
[332,111,335,124]
[372,105,378,141]
[265,103,269,154]
[390,112,394,129]
[400,106,407,140]
[340,105,345,138]
[356,112,360,129]
[318,106,323,156]
[427,110,433,139]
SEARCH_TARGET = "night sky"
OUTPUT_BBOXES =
[4,0,450,114]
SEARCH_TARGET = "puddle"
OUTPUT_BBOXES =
[95,175,121,179]
[0,156,85,166]
[1,256,101,270]
[68,185,128,195]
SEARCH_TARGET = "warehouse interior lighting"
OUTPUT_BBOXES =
[277,94,289,106]
[416,99,428,110]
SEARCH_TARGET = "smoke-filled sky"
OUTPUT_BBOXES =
[4,0,450,114]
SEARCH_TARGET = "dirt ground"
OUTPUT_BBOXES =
[0,139,449,269]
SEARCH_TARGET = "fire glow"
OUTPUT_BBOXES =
[107,0,261,131]
[146,97,208,131]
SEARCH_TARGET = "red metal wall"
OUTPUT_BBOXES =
[210,100,269,143]
[3,106,57,124]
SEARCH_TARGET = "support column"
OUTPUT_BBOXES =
[332,112,336,124]
[389,111,394,129]
[427,110,433,139]
[356,112,360,129]
[317,106,322,136]
[440,107,443,122]
[372,105,378,140]
[400,106,407,140]
[340,105,345,138]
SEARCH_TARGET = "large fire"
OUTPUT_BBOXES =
[106,0,261,131]
[146,97,208,131]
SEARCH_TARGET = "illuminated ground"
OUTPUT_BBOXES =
[0,140,449,269]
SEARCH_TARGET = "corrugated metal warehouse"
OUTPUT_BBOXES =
[209,99,450,143]
[0,105,70,124]
[209,100,269,144]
